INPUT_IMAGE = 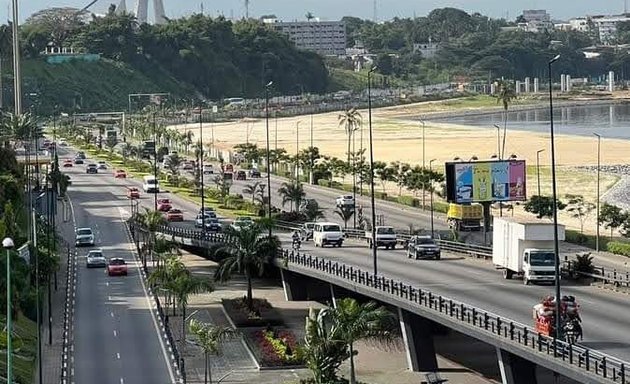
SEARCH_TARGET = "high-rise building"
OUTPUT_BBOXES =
[265,19,347,56]
[589,14,630,43]
[133,0,166,24]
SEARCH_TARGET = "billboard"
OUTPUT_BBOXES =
[445,160,526,203]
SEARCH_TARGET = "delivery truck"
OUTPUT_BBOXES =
[446,203,483,231]
[492,217,565,285]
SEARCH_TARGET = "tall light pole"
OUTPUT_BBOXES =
[429,159,437,238]
[594,133,601,252]
[153,113,158,211]
[199,104,205,236]
[536,149,545,196]
[265,81,273,238]
[493,124,501,159]
[3,237,15,384]
[421,118,426,210]
[295,121,301,181]
[11,0,22,116]
[548,54,562,346]
[368,65,378,276]
[310,109,314,185]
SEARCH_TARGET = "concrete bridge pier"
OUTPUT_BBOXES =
[496,347,537,384]
[398,308,438,372]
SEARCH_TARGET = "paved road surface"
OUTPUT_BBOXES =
[62,150,176,384]
[61,148,630,367]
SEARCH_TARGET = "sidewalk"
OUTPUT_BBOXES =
[36,208,76,384]
[167,251,495,384]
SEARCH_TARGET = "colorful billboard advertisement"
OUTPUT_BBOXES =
[445,160,526,203]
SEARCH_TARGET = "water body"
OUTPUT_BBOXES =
[442,102,630,140]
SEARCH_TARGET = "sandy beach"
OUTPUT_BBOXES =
[173,97,630,234]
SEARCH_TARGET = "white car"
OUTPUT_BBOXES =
[58,140,68,147]
[97,161,107,170]
[75,227,95,247]
[313,222,344,248]
[230,216,254,231]
[202,164,214,175]
[86,249,107,268]
[336,195,354,208]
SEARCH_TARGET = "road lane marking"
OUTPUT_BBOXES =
[119,210,177,383]
[120,378,124,384]
[116,352,120,359]
[110,312,114,318]
[113,330,117,337]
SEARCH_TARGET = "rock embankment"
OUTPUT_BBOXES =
[573,165,630,210]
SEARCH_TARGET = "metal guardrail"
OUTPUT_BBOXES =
[60,238,75,384]
[568,261,630,289]
[281,250,630,384]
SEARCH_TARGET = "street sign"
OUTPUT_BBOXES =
[18,243,30,264]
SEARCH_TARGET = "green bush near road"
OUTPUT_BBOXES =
[606,242,630,257]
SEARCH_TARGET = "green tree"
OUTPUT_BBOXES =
[171,270,214,351]
[277,182,305,212]
[213,222,280,310]
[105,135,118,156]
[302,199,325,221]
[599,203,627,239]
[242,181,263,204]
[328,298,397,384]
[301,308,350,384]
[565,194,596,233]
[496,79,517,159]
[338,108,362,163]
[165,153,183,177]
[374,161,394,193]
[135,208,167,266]
[188,319,238,384]
[524,195,566,219]
[334,206,355,230]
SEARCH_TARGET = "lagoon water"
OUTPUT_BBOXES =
[442,102,630,140]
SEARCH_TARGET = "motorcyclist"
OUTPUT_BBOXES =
[292,230,301,249]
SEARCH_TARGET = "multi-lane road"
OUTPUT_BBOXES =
[60,147,630,379]
[60,149,176,384]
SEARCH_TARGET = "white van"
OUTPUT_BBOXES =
[143,175,159,193]
[313,222,344,248]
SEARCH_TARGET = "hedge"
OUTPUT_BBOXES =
[397,195,420,207]
[606,241,630,257]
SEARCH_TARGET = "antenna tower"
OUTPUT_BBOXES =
[373,0,377,22]
[245,0,250,18]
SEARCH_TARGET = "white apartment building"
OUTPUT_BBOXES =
[519,9,553,33]
[265,19,347,56]
[589,14,630,43]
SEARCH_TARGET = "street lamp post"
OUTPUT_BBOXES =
[310,110,314,185]
[421,118,426,210]
[429,159,437,238]
[368,66,378,276]
[536,149,545,196]
[3,237,15,384]
[493,124,501,159]
[153,113,158,211]
[295,121,301,181]
[265,81,273,237]
[548,54,562,348]
[199,104,205,236]
[594,133,601,252]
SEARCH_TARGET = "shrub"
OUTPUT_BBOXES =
[397,195,419,207]
[373,191,387,200]
[606,241,630,257]
[573,252,595,274]
[221,297,284,327]
[433,202,449,213]
[274,211,307,223]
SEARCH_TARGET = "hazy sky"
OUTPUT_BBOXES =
[13,0,629,23]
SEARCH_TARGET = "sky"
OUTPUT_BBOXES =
[12,0,630,23]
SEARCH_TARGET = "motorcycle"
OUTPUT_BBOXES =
[292,237,301,251]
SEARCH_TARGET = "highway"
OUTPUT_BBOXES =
[61,148,630,367]
[60,148,176,384]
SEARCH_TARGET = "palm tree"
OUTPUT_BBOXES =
[497,80,517,159]
[302,308,350,384]
[184,130,194,154]
[213,223,280,311]
[305,11,315,21]
[334,206,354,230]
[148,254,186,312]
[188,319,238,384]
[171,270,214,351]
[338,108,362,163]
[242,181,262,204]
[136,208,167,267]
[328,298,397,384]
[0,111,36,146]
[165,154,183,177]
[277,182,305,212]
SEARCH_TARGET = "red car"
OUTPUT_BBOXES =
[157,198,172,212]
[166,208,184,222]
[127,187,140,199]
[63,159,73,167]
[107,258,128,276]
[114,169,127,178]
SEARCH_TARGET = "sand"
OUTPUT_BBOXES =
[172,98,629,234]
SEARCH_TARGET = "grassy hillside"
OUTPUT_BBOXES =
[18,57,196,114]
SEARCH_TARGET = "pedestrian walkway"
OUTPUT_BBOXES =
[168,251,495,384]
[36,211,76,384]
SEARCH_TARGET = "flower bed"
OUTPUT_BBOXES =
[222,297,285,327]
[244,327,305,367]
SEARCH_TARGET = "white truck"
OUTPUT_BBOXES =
[366,226,398,250]
[492,217,565,285]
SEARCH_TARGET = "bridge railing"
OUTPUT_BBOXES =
[282,250,629,384]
